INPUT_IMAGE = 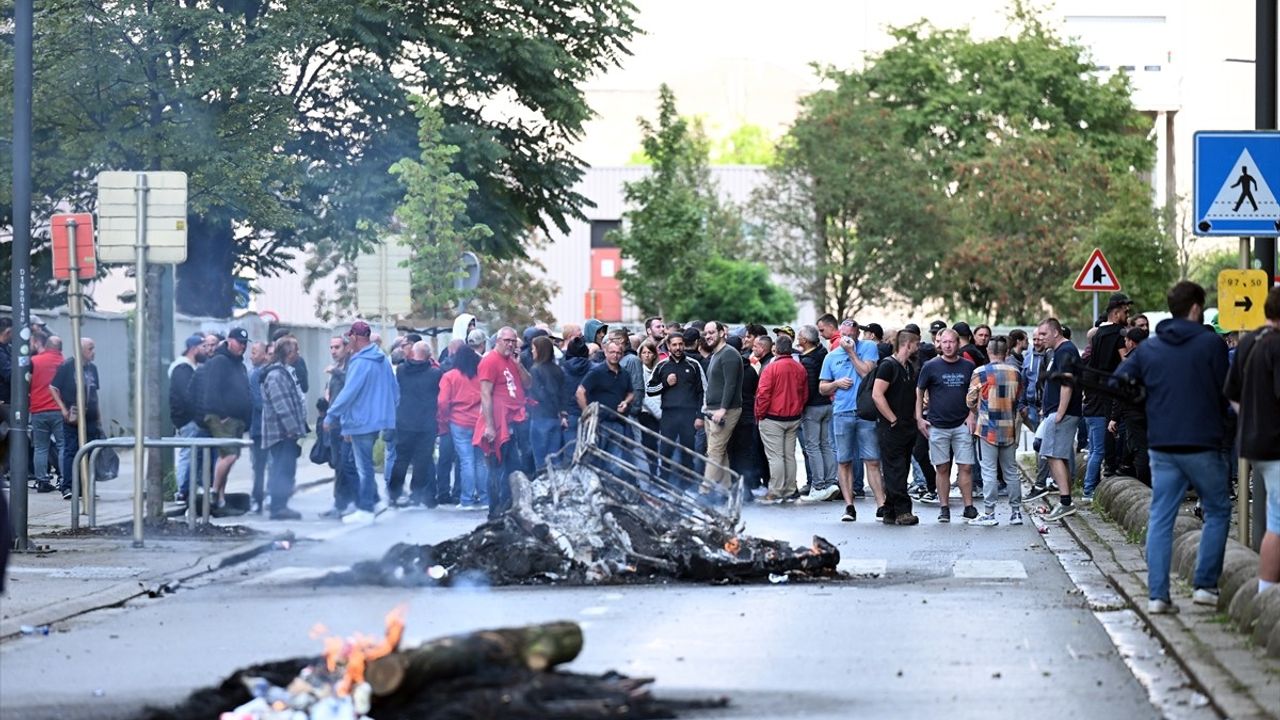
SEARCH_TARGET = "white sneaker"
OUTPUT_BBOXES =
[968,512,999,527]
[801,485,839,503]
[342,509,376,525]
[1147,599,1179,615]
[1192,588,1220,607]
[1009,509,1024,526]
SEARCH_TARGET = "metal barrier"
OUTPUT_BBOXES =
[70,436,253,546]
[572,403,744,530]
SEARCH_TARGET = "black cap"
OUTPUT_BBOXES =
[903,323,922,335]
[952,321,972,339]
[228,327,250,344]
[928,320,947,334]
[864,322,884,338]
[1106,291,1133,312]
[1122,326,1148,343]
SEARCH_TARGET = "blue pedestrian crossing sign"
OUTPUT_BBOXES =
[1194,131,1280,236]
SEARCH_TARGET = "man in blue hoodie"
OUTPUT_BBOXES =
[325,321,400,523]
[1116,281,1230,614]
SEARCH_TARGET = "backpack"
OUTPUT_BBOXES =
[855,359,885,421]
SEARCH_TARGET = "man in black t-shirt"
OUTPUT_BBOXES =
[915,329,977,523]
[50,338,102,496]
[1027,318,1084,521]
[872,328,921,525]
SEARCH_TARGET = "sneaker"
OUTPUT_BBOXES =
[1045,503,1077,522]
[919,490,939,505]
[802,485,840,503]
[1148,598,1179,615]
[269,507,302,521]
[938,507,951,524]
[875,505,887,519]
[342,509,376,525]
[758,493,785,505]
[35,481,56,494]
[908,485,927,501]
[319,507,346,520]
[853,490,867,499]
[962,505,978,520]
[969,511,998,526]
[1024,484,1054,502]
[895,513,920,526]
[1009,508,1024,526]
[1081,494,1093,505]
[61,488,74,500]
[841,505,857,522]
[1192,588,1220,607]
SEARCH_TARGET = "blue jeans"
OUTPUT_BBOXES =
[1083,415,1107,496]
[832,411,866,492]
[801,405,836,490]
[529,416,564,472]
[381,429,397,491]
[31,410,63,485]
[60,422,101,493]
[175,421,207,496]
[266,440,298,511]
[249,435,267,505]
[450,422,488,506]
[1146,449,1231,602]
[349,432,381,511]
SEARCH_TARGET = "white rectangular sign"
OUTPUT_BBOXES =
[96,171,189,263]
[355,236,413,317]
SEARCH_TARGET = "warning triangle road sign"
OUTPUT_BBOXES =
[1205,148,1280,219]
[1073,248,1121,292]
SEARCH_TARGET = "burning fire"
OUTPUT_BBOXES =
[317,604,407,696]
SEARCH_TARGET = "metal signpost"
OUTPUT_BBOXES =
[1071,248,1121,321]
[51,213,97,515]
[97,171,188,547]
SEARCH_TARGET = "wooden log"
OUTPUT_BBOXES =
[364,621,584,697]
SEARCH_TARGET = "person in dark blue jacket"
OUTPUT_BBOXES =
[560,336,593,439]
[1116,281,1230,615]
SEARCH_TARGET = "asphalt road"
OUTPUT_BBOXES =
[0,485,1176,720]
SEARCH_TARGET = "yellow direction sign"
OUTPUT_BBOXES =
[1217,269,1269,331]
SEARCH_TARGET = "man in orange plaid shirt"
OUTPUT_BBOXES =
[965,336,1024,526]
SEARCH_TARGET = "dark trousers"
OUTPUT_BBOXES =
[389,429,437,504]
[249,435,267,506]
[486,432,521,519]
[879,423,916,518]
[60,423,102,492]
[659,408,698,485]
[331,425,359,510]
[1128,417,1151,486]
[436,430,460,504]
[730,418,765,489]
[266,440,299,511]
[912,431,936,493]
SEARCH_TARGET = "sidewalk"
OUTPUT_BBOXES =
[1,441,337,640]
[1039,474,1279,719]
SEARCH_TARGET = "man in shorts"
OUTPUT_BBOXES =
[195,328,253,510]
[1027,318,1083,522]
[915,329,977,523]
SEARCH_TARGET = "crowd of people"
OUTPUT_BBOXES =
[3,279,1277,614]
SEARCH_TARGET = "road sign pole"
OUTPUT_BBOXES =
[1092,292,1098,325]
[133,173,150,548]
[8,0,34,553]
[65,219,91,517]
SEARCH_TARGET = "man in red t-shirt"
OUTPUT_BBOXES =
[29,335,66,494]
[476,326,530,518]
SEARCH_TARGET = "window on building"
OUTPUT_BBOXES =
[591,220,621,248]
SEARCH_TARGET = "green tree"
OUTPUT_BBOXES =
[468,234,561,328]
[712,123,776,165]
[671,257,796,324]
[1083,175,1178,316]
[611,85,744,317]
[389,99,492,320]
[751,78,951,319]
[1189,248,1242,309]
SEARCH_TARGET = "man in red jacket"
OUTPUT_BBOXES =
[29,335,65,494]
[755,335,809,503]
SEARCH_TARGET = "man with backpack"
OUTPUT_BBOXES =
[871,327,922,526]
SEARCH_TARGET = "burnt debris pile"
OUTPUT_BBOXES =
[327,404,841,587]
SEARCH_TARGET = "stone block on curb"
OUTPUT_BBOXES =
[1173,531,1203,579]
[1229,577,1261,630]
[1121,501,1151,538]
[1251,586,1280,648]
[1217,562,1257,613]
[1171,514,1200,539]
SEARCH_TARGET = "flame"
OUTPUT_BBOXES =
[319,604,408,696]
[723,537,741,556]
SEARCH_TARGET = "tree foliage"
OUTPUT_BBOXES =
[0,0,638,317]
[671,257,796,324]
[1189,248,1242,309]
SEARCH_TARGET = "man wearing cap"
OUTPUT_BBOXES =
[169,333,212,502]
[194,328,253,510]
[1081,291,1132,502]
[325,321,400,522]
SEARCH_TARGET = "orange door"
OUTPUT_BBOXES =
[585,247,623,322]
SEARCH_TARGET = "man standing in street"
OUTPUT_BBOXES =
[29,335,65,494]
[1027,318,1084,522]
[196,328,253,510]
[754,335,808,503]
[477,326,530,519]
[646,332,704,483]
[645,316,668,356]
[1225,285,1280,599]
[965,336,1024,527]
[579,338,635,473]
[389,341,443,507]
[797,325,837,503]
[820,322,879,521]
[701,321,743,491]
[325,321,399,523]
[1082,292,1132,502]
[259,336,308,520]
[51,338,102,500]
[871,327,921,526]
[246,341,270,513]
[1117,281,1230,614]
[169,333,211,502]
[915,329,978,524]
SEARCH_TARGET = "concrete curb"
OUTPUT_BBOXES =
[0,533,286,641]
[1093,476,1280,658]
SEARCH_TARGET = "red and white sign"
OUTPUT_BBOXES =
[1072,248,1121,292]
[50,213,97,280]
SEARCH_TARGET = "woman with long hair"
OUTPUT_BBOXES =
[436,345,488,509]
[638,339,663,473]
[528,336,567,471]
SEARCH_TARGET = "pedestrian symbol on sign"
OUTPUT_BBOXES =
[1204,149,1278,224]
[1231,165,1258,212]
